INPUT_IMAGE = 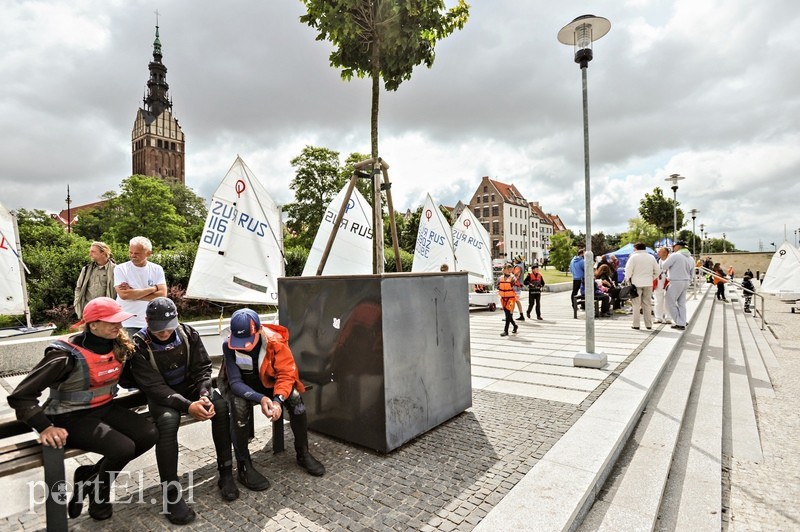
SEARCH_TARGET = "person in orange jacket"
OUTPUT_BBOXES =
[218,309,325,492]
[497,263,518,337]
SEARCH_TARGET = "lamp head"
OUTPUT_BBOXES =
[558,15,611,68]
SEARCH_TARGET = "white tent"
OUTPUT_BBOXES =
[759,241,800,295]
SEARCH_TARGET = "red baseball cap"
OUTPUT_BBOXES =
[72,297,134,329]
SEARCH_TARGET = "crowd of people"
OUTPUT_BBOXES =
[11,235,759,523]
[9,236,325,525]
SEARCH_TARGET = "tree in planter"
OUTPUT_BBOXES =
[298,0,469,271]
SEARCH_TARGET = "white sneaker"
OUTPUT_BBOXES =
[654,318,662,324]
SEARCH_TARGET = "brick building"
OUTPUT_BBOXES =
[131,25,185,184]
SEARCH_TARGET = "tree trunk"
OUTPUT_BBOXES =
[370,30,384,274]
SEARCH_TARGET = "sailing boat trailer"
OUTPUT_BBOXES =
[468,290,497,311]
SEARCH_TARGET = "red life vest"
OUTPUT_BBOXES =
[44,339,122,416]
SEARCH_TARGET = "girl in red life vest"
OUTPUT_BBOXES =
[7,297,157,521]
[497,263,518,336]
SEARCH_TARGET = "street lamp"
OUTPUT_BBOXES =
[700,223,705,255]
[723,232,727,253]
[665,174,685,243]
[690,208,699,257]
[558,14,610,369]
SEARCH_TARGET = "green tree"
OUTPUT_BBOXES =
[623,217,662,247]
[639,187,684,237]
[548,231,575,272]
[168,182,208,243]
[284,146,347,249]
[108,175,186,247]
[299,0,470,159]
[15,208,73,249]
[71,191,120,242]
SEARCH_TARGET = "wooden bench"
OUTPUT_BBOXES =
[0,386,290,531]
[570,294,601,319]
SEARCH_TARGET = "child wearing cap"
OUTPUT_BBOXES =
[7,297,158,521]
[218,308,325,490]
[128,297,239,525]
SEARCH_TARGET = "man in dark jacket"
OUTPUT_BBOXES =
[129,298,239,525]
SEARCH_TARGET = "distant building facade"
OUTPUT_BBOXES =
[465,176,568,264]
[131,25,185,184]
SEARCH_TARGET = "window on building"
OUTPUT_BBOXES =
[483,186,488,192]
[492,205,498,216]
[483,222,489,233]
[492,221,499,235]
[491,194,495,201]
[483,195,488,203]
[474,208,481,218]
[477,196,481,204]
[483,207,489,217]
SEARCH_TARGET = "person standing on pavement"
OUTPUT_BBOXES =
[661,240,695,330]
[523,264,545,320]
[74,241,117,319]
[129,298,239,525]
[569,249,585,298]
[512,258,526,321]
[115,236,168,336]
[624,242,660,330]
[653,247,671,324]
[497,263,518,336]
[219,309,325,492]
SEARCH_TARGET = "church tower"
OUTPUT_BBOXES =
[131,25,185,184]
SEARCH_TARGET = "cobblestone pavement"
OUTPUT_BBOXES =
[727,295,800,531]
[4,389,580,531]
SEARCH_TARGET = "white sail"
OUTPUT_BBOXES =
[0,202,26,315]
[760,241,800,294]
[186,156,284,305]
[411,194,455,274]
[452,208,493,285]
[302,184,373,276]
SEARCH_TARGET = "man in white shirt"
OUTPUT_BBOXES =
[115,236,168,334]
[623,242,660,330]
[660,240,695,330]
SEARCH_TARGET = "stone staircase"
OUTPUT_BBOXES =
[577,286,776,530]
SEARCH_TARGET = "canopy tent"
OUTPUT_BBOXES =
[760,241,800,296]
[607,243,659,283]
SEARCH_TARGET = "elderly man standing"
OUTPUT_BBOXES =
[74,241,117,319]
[624,243,660,330]
[660,240,695,330]
[115,236,167,335]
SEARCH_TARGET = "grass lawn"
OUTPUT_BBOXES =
[539,267,572,286]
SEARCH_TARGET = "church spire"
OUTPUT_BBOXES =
[144,23,171,116]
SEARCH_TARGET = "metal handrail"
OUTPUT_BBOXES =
[696,266,765,330]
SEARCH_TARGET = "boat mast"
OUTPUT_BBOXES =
[10,212,33,328]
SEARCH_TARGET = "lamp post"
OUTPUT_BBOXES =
[558,14,610,369]
[690,208,699,257]
[65,185,72,234]
[664,174,685,243]
[723,232,727,253]
[700,223,705,255]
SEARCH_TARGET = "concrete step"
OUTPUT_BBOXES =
[656,299,725,531]
[744,307,780,375]
[723,302,763,462]
[732,300,775,400]
[577,288,713,531]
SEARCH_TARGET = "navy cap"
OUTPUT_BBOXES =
[228,308,261,350]
[146,297,179,332]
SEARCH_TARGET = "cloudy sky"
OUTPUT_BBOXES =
[2,0,799,251]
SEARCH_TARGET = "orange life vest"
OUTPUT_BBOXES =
[497,275,517,312]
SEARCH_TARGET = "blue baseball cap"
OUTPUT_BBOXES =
[228,308,261,350]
